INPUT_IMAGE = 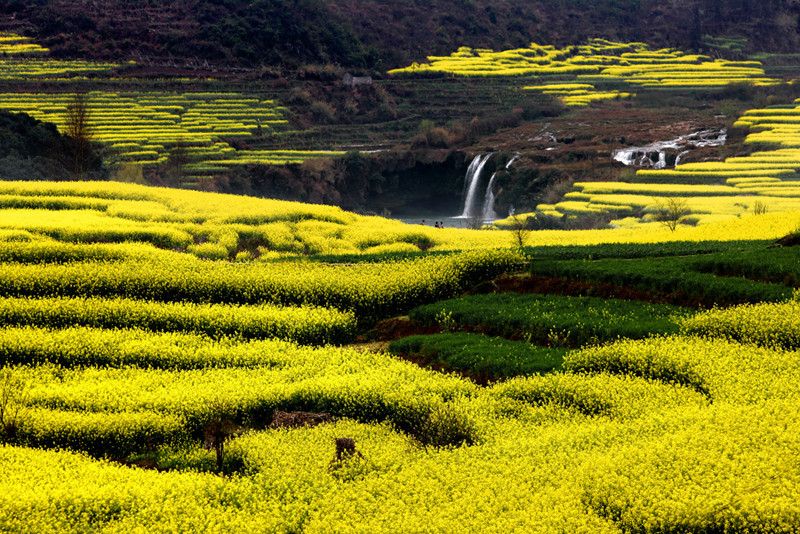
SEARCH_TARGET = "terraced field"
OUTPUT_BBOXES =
[1,24,800,531]
[0,181,798,262]
[529,98,800,226]
[0,58,119,81]
[391,38,779,107]
[0,91,346,182]
[0,33,48,56]
[0,35,346,182]
[0,181,799,531]
[0,33,116,80]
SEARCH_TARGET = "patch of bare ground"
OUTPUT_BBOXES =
[270,410,335,429]
[469,103,730,158]
[776,232,800,247]
[363,316,439,342]
[348,341,391,353]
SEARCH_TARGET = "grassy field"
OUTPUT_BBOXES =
[408,293,688,347]
[388,333,566,382]
[0,182,797,531]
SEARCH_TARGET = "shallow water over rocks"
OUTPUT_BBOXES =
[613,129,727,169]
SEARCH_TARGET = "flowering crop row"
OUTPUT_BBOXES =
[0,296,355,345]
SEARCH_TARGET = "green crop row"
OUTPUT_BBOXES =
[409,293,688,347]
[529,247,795,307]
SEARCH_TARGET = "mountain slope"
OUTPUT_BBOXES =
[0,0,798,69]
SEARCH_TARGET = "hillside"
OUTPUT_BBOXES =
[0,181,799,531]
[1,1,800,529]
[0,0,797,69]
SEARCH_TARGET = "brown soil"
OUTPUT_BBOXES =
[349,341,392,352]
[365,316,440,342]
[476,104,725,149]
[270,411,335,429]
[776,233,800,247]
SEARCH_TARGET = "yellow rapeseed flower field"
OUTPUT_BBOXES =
[391,38,777,107]
[0,178,797,530]
[0,31,799,531]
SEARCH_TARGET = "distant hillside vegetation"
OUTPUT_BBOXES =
[0,0,797,69]
[0,111,103,181]
[332,0,800,67]
[0,0,376,66]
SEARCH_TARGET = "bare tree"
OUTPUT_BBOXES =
[507,213,531,249]
[651,197,691,232]
[204,417,240,472]
[333,438,363,462]
[159,142,190,187]
[64,93,93,179]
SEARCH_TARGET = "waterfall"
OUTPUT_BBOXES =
[461,154,485,198]
[459,153,492,218]
[482,172,499,221]
[612,129,727,169]
[480,154,518,221]
[506,154,520,170]
[458,153,515,221]
[612,149,637,166]
[674,150,690,167]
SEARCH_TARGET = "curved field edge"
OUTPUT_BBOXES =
[0,182,798,531]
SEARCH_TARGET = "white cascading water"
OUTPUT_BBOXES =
[674,150,690,167]
[461,154,484,199]
[481,172,499,221]
[612,129,727,169]
[481,153,519,221]
[505,154,520,170]
[459,153,492,218]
